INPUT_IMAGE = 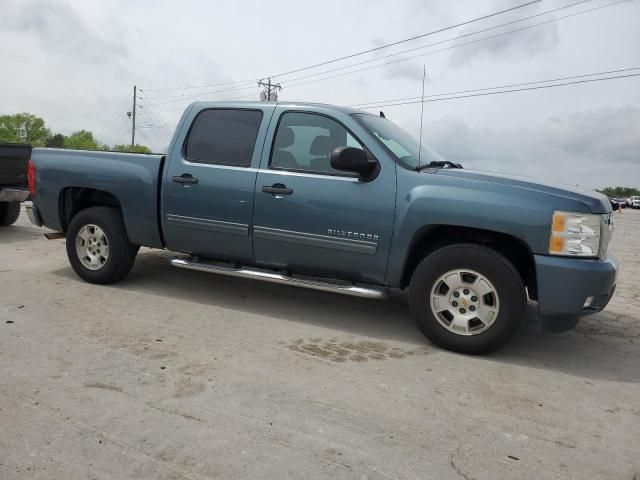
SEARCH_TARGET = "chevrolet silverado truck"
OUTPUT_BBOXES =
[25,101,617,354]
[0,143,31,226]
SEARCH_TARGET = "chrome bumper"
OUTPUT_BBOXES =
[0,188,29,202]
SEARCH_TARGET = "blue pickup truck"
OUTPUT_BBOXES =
[24,101,617,354]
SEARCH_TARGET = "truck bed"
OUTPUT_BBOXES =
[31,148,165,248]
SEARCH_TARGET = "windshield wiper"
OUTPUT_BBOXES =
[416,160,463,171]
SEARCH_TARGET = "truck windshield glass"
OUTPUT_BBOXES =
[355,114,445,170]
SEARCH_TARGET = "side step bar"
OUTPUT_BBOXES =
[171,257,388,300]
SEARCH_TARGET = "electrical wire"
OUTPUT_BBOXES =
[349,66,640,107]
[279,0,628,92]
[277,0,599,86]
[269,0,542,79]
[141,79,257,93]
[354,72,640,109]
[138,0,540,95]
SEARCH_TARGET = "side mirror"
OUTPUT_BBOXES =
[330,146,378,180]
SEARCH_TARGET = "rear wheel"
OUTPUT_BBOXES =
[409,243,526,355]
[66,207,138,284]
[0,202,20,226]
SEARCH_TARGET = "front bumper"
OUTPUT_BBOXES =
[535,254,618,318]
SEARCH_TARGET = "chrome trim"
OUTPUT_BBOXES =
[166,214,248,235]
[253,226,377,255]
[180,159,258,173]
[171,257,388,299]
[0,188,29,202]
[261,169,359,182]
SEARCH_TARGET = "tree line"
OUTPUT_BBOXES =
[597,187,640,198]
[0,112,152,154]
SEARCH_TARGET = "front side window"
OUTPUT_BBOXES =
[185,109,263,166]
[271,112,363,175]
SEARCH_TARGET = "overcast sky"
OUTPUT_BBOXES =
[1,0,639,189]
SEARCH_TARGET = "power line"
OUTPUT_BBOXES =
[95,96,132,143]
[269,0,542,79]
[353,72,640,109]
[142,0,616,107]
[278,0,599,86]
[279,0,627,92]
[141,79,256,93]
[349,66,640,107]
[151,90,260,114]
[139,82,257,102]
[138,101,174,143]
[138,0,540,96]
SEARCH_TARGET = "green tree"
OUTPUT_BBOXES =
[112,144,153,154]
[597,187,640,198]
[63,130,101,151]
[0,113,51,146]
[45,133,67,148]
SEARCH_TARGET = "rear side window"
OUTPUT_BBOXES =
[185,109,263,167]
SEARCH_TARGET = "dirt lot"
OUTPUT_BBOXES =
[1,207,639,480]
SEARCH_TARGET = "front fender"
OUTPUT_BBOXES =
[385,169,583,287]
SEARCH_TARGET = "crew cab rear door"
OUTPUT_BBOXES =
[251,106,396,285]
[162,104,275,262]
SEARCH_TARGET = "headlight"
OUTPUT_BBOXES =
[549,211,601,257]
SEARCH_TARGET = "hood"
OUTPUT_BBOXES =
[433,168,611,213]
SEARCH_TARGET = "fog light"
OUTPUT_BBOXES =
[583,296,595,309]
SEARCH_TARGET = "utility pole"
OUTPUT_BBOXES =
[131,85,137,147]
[258,78,281,101]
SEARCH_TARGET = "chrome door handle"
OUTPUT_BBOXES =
[262,183,293,195]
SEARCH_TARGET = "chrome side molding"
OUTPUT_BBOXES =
[170,257,388,299]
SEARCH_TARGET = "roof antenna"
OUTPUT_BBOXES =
[379,111,385,118]
[417,65,426,170]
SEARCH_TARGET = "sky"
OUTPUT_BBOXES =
[1,0,639,189]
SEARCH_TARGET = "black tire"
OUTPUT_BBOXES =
[0,202,21,226]
[409,243,526,355]
[65,207,138,284]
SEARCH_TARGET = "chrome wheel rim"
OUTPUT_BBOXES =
[75,224,109,271]
[429,269,500,336]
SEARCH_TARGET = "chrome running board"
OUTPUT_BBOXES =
[171,257,388,299]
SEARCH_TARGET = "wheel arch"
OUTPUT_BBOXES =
[400,225,537,300]
[58,187,122,232]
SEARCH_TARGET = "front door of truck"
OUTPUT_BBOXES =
[252,108,396,285]
[162,105,274,262]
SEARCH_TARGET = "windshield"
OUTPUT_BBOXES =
[355,113,446,170]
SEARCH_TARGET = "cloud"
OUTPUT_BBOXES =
[424,106,640,188]
[383,62,426,82]
[0,0,128,61]
[448,2,559,66]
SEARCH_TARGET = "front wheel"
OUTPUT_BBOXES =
[0,202,21,226]
[66,207,138,284]
[409,244,526,355]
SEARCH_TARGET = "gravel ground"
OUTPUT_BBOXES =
[1,206,639,480]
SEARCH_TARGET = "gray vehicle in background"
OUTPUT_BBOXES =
[0,143,30,226]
